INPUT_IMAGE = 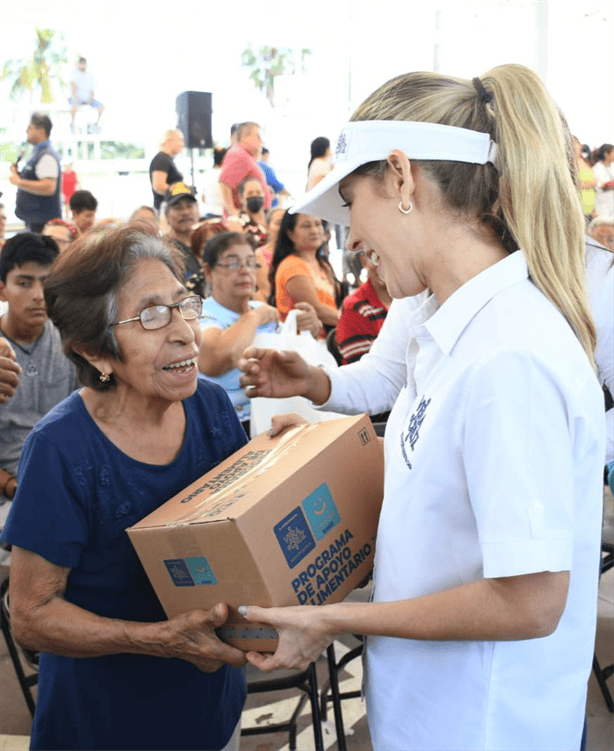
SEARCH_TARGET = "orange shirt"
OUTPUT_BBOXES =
[275,255,337,320]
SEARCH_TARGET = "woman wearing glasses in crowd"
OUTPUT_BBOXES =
[198,231,319,435]
[0,226,248,751]
[239,65,605,749]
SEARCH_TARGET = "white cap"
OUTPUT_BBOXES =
[292,120,498,226]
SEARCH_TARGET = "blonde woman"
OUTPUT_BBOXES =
[239,66,604,750]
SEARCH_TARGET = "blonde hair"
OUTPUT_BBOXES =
[160,129,182,149]
[350,64,596,360]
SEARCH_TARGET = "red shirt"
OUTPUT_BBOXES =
[219,144,271,211]
[62,170,78,202]
[336,278,389,364]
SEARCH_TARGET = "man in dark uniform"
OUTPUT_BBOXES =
[9,114,61,233]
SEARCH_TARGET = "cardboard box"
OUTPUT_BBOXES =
[127,414,383,651]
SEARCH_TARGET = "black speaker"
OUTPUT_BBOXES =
[176,91,213,149]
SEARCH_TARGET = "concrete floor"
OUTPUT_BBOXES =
[1,546,613,750]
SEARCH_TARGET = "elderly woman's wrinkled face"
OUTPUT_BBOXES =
[110,259,201,403]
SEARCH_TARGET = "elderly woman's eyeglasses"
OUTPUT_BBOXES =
[109,296,202,331]
[215,256,257,271]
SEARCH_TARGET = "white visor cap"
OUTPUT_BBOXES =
[291,120,498,226]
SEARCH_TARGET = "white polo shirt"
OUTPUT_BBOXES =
[362,252,605,750]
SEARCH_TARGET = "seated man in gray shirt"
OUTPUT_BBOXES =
[0,233,78,527]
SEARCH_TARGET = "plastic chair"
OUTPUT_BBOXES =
[318,578,372,749]
[592,505,614,713]
[320,640,364,750]
[241,660,324,751]
[0,577,39,717]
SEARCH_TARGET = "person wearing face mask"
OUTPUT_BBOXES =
[237,176,268,247]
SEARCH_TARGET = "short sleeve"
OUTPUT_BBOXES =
[1,432,90,568]
[199,315,224,331]
[461,351,583,578]
[337,299,377,365]
[277,256,310,287]
[219,150,248,188]
[35,154,59,179]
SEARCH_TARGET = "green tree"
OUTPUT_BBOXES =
[1,28,68,103]
[241,45,311,107]
[100,142,145,160]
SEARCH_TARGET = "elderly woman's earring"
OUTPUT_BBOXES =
[398,200,413,215]
[100,372,110,383]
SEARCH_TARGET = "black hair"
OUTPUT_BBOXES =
[0,232,59,282]
[213,146,227,167]
[203,232,253,268]
[237,176,262,196]
[69,190,98,213]
[30,113,52,137]
[590,143,614,166]
[268,210,339,306]
[308,136,330,169]
[261,147,270,156]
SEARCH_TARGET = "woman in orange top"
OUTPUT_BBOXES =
[269,210,341,331]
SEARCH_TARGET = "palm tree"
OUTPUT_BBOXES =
[241,45,311,107]
[1,28,68,103]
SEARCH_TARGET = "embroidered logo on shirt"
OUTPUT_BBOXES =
[400,396,431,470]
[335,132,347,156]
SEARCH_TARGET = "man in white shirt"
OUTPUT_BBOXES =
[69,58,104,132]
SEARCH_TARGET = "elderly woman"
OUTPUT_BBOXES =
[199,231,319,435]
[269,210,342,332]
[0,227,247,751]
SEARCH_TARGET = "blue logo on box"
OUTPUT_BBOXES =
[274,507,316,569]
[185,556,217,585]
[164,559,195,587]
[302,482,340,541]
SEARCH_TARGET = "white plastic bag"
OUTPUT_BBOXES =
[249,310,343,437]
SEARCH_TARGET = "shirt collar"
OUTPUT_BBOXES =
[424,250,529,355]
[33,139,51,153]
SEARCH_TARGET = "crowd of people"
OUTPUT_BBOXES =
[0,61,613,751]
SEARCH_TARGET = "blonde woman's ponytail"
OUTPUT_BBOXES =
[481,64,596,361]
[350,65,596,362]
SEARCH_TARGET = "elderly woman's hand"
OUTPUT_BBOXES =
[294,302,323,338]
[165,604,247,672]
